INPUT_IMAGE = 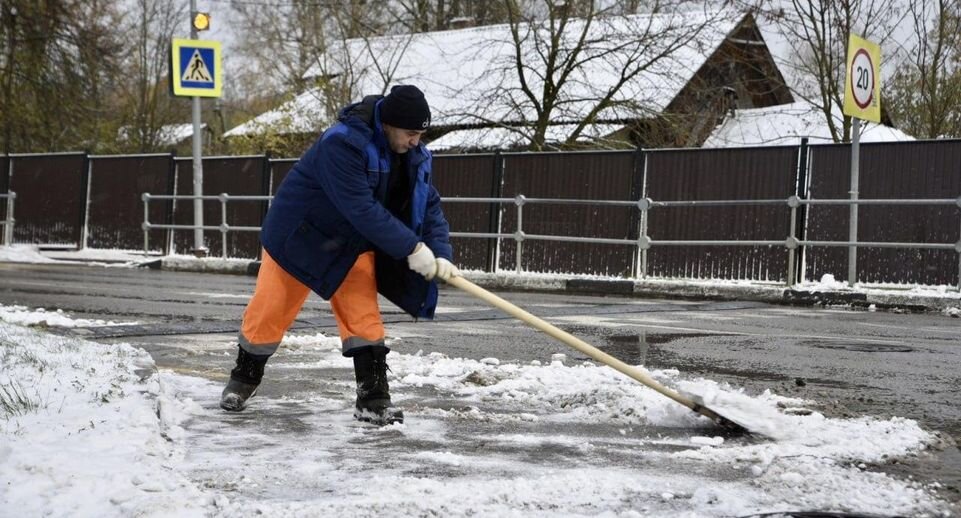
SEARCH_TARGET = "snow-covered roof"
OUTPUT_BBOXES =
[428,123,627,151]
[702,101,914,148]
[226,9,743,137]
[223,89,327,138]
[118,123,206,146]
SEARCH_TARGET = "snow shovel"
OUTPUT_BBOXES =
[444,275,751,435]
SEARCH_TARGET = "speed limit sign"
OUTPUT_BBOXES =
[843,33,881,122]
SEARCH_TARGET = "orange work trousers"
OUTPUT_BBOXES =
[239,250,385,357]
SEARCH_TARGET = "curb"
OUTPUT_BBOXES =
[152,258,961,313]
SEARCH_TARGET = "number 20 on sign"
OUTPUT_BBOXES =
[843,33,881,123]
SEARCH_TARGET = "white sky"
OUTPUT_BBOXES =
[0,254,957,515]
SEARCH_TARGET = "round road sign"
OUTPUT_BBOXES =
[850,48,875,109]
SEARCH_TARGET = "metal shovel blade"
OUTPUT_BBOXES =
[445,276,755,436]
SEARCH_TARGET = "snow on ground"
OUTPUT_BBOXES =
[40,247,157,265]
[0,245,57,264]
[0,306,955,517]
[0,304,128,328]
[0,321,208,517]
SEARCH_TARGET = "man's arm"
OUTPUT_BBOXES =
[314,133,419,259]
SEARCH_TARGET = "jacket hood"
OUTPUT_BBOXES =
[338,95,383,127]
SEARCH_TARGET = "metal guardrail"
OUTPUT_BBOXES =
[444,195,961,290]
[0,191,15,245]
[143,192,961,290]
[141,193,270,258]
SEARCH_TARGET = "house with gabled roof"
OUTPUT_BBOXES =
[224,9,794,152]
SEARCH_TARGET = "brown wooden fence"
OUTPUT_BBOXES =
[806,141,961,286]
[87,154,174,253]
[8,153,87,247]
[172,156,268,259]
[432,153,500,272]
[1,139,959,286]
[499,151,640,276]
[645,146,800,281]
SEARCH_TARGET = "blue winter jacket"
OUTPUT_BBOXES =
[261,95,452,319]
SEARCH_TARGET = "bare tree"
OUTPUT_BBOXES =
[230,2,340,98]
[387,0,511,31]
[749,0,905,142]
[478,0,726,150]
[885,0,961,138]
[0,0,126,152]
[115,0,188,153]
[227,1,426,152]
[228,2,406,122]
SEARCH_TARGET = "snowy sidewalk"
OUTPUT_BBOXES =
[0,305,957,517]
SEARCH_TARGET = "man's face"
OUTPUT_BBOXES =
[383,124,426,154]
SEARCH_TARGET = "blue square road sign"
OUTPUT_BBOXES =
[171,38,222,98]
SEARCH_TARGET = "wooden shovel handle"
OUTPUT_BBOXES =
[446,275,727,423]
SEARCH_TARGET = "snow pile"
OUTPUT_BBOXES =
[0,304,127,328]
[0,245,57,264]
[0,324,209,516]
[41,247,156,266]
[396,352,712,427]
[160,254,254,274]
[795,273,850,291]
[229,332,952,517]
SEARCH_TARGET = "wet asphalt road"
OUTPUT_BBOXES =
[0,261,959,505]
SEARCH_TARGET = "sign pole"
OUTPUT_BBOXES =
[848,117,860,287]
[189,0,207,257]
[842,33,881,288]
[170,10,219,257]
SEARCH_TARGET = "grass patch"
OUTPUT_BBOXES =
[0,379,43,419]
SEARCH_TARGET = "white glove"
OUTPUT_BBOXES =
[407,242,437,280]
[434,258,460,281]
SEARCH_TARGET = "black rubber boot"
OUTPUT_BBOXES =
[352,346,404,425]
[220,347,270,412]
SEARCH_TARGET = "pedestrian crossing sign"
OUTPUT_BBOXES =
[171,38,222,97]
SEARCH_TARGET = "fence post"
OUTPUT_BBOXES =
[786,196,800,287]
[4,191,14,245]
[142,193,150,256]
[629,146,646,278]
[957,196,961,291]
[515,194,525,273]
[488,151,504,273]
[164,151,177,256]
[637,197,651,279]
[794,137,810,285]
[220,193,228,258]
[78,151,91,250]
[5,156,13,245]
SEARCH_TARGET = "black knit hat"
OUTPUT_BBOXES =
[380,85,431,130]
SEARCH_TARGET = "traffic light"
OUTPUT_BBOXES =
[192,12,211,32]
